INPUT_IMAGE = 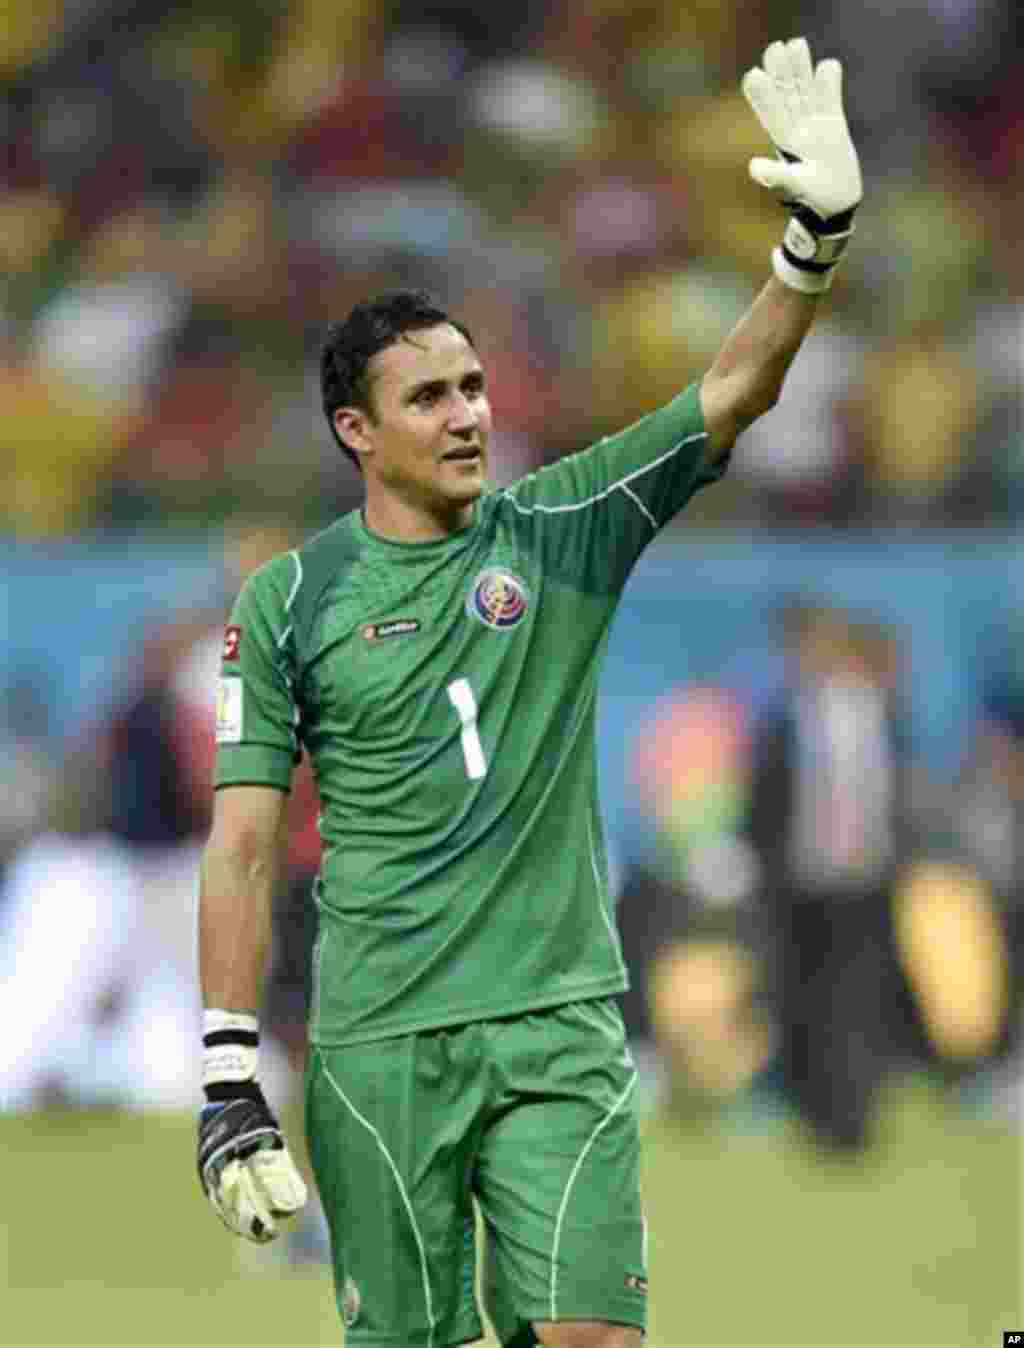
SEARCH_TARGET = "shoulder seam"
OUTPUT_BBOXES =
[276,550,303,651]
[503,430,707,526]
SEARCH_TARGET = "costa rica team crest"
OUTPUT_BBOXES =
[467,568,530,630]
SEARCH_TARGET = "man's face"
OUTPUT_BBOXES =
[335,323,492,527]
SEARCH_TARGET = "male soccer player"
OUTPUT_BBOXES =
[197,38,862,1348]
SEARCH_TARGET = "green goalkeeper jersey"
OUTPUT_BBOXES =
[214,383,721,1046]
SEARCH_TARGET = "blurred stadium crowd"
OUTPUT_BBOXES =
[1,0,1022,1260]
[2,0,1022,534]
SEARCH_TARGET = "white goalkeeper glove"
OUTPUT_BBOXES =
[197,1011,307,1244]
[742,37,863,293]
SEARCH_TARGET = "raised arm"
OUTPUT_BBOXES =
[700,37,862,460]
[700,277,820,458]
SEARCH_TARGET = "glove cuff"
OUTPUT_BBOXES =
[772,246,834,294]
[773,206,856,294]
[202,1008,260,1097]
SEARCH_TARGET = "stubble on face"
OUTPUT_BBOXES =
[357,325,492,538]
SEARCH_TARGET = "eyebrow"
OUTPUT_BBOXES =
[402,369,485,403]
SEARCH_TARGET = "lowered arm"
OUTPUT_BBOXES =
[199,783,287,1015]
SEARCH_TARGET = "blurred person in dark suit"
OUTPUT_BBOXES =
[745,602,919,1150]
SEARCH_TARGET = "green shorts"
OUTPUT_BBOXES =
[305,998,647,1347]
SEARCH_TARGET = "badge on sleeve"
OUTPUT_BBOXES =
[216,677,243,743]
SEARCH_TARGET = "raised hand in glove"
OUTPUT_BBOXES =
[742,37,863,292]
[197,1013,307,1243]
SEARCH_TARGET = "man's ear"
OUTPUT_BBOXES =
[334,407,373,458]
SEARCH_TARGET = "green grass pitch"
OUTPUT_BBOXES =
[1,1077,1018,1347]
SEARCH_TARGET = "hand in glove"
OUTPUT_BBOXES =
[742,38,863,291]
[197,1014,307,1243]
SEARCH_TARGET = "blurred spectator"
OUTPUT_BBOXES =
[0,770,143,1112]
[0,667,59,876]
[96,515,322,1036]
[647,936,771,1118]
[0,746,290,1112]
[892,859,1010,1072]
[31,204,186,409]
[103,616,221,849]
[844,322,986,526]
[0,517,321,1116]
[0,0,1018,534]
[618,681,767,1110]
[940,623,1024,1067]
[0,0,63,78]
[0,186,71,325]
[730,318,865,525]
[960,626,1024,908]
[744,603,922,1150]
[0,335,130,536]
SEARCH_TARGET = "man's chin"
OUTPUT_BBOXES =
[442,468,486,503]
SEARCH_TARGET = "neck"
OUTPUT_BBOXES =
[362,490,475,542]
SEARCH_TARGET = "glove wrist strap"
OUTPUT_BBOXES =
[772,246,835,294]
[782,213,854,266]
[202,1008,260,1095]
[204,1078,263,1104]
[773,203,856,294]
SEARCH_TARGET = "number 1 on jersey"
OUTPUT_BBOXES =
[447,677,487,780]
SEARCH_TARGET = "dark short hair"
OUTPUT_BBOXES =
[320,290,475,468]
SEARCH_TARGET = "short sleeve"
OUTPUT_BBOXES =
[213,552,301,793]
[501,383,721,593]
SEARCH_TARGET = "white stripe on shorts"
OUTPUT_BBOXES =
[549,1068,639,1321]
[319,1059,437,1347]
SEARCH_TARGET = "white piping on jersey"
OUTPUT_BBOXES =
[620,483,657,530]
[549,1068,638,1321]
[587,812,627,980]
[502,430,707,527]
[309,921,327,1041]
[319,1059,438,1348]
[276,549,304,650]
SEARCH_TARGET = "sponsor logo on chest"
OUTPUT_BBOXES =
[362,618,421,641]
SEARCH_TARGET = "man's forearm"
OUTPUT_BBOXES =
[198,843,275,1013]
[196,825,308,1246]
[705,276,819,424]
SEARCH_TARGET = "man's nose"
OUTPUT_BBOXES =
[447,392,478,432]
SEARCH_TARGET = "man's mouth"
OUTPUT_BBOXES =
[441,447,482,462]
